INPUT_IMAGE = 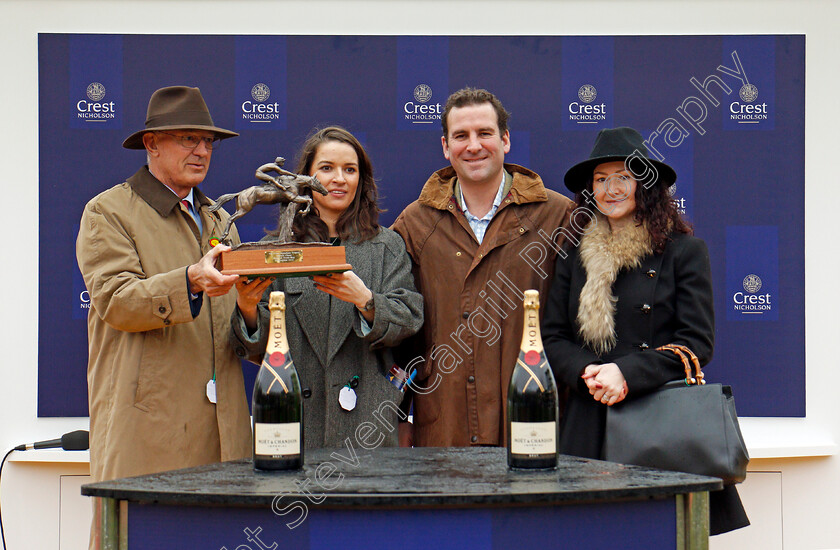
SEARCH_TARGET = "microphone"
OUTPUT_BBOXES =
[13,430,89,451]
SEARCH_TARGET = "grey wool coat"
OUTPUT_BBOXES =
[231,227,423,449]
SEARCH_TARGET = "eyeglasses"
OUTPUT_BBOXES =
[157,132,221,151]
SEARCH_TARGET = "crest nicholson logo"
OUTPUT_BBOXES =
[733,272,772,315]
[577,84,597,103]
[569,83,606,124]
[68,35,123,129]
[86,82,106,101]
[726,59,768,124]
[242,82,280,122]
[251,83,270,102]
[76,81,116,121]
[739,83,759,103]
[404,83,441,125]
[413,84,432,103]
[743,274,762,293]
[725,225,779,321]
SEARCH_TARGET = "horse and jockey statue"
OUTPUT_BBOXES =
[209,157,328,243]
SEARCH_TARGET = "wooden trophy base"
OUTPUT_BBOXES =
[217,242,352,278]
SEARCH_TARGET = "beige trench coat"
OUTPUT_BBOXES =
[76,166,251,482]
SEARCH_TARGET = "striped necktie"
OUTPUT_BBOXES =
[180,199,203,233]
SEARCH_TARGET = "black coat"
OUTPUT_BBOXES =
[543,232,714,458]
[543,231,748,535]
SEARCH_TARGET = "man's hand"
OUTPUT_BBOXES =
[187,244,239,297]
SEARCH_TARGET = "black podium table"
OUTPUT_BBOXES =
[82,447,721,550]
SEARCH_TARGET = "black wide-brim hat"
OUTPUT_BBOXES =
[122,86,239,149]
[563,127,677,193]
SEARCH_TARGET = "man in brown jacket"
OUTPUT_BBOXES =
[76,87,261,485]
[393,88,576,447]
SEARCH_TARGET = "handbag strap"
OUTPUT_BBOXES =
[656,344,705,385]
[656,344,693,383]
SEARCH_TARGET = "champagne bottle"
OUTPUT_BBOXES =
[507,289,559,469]
[252,291,303,470]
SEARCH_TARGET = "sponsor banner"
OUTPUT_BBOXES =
[662,133,694,222]
[726,226,779,321]
[397,37,448,130]
[73,270,91,321]
[722,36,775,130]
[235,36,287,130]
[561,37,614,130]
[69,34,123,129]
[506,131,530,169]
[37,34,805,419]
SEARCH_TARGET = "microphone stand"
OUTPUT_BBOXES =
[1,447,15,550]
[1,431,89,549]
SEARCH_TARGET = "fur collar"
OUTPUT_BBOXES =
[576,214,653,355]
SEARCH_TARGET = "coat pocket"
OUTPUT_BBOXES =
[133,329,164,412]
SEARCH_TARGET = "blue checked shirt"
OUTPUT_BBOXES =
[458,174,507,245]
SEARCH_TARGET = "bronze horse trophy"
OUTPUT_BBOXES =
[209,157,328,243]
[210,156,351,278]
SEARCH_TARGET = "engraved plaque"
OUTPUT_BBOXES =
[265,250,303,264]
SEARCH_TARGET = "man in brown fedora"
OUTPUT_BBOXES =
[76,86,263,488]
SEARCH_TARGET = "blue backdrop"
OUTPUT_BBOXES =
[39,34,805,417]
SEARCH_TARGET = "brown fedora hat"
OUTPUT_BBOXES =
[122,86,238,149]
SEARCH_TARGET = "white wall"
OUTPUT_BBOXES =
[1,1,837,548]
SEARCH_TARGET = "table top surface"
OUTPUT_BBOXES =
[82,447,722,508]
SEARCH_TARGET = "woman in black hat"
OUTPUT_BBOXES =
[542,127,748,535]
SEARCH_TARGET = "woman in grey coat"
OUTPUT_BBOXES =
[231,127,423,449]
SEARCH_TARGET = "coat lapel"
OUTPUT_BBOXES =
[287,240,378,368]
[288,276,329,366]
[325,242,371,366]
[326,298,355,367]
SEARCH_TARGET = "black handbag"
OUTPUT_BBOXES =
[603,344,749,484]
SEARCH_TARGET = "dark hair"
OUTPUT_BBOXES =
[279,126,381,243]
[576,175,691,253]
[441,87,511,140]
